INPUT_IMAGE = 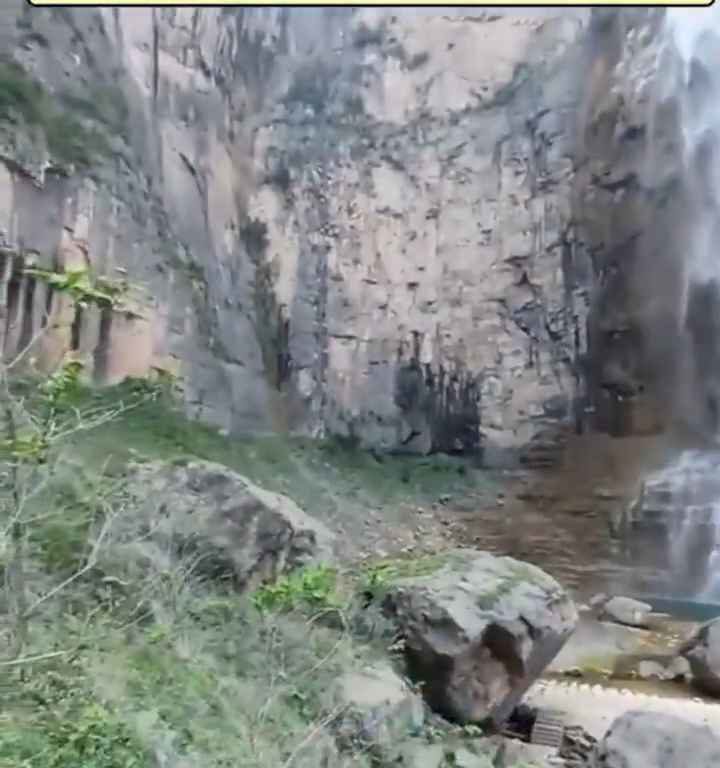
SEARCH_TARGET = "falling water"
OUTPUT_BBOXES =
[666,7,720,286]
[616,10,720,601]
[669,7,720,598]
[628,9,720,601]
[635,450,720,599]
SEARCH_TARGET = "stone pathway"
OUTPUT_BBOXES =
[525,679,720,739]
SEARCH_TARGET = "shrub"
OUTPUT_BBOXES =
[251,564,342,614]
[0,58,112,168]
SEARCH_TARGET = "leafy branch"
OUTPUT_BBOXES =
[23,267,130,309]
[0,262,153,659]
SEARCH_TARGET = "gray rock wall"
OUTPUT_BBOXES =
[2,5,670,460]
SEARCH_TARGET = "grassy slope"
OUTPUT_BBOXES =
[72,388,478,511]
[1,385,484,768]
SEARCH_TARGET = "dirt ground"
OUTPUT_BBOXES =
[403,431,692,601]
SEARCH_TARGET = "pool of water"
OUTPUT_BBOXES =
[640,595,720,623]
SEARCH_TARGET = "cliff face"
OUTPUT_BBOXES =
[574,10,679,440]
[576,9,720,443]
[0,5,615,461]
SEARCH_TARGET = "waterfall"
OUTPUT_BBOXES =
[666,8,720,431]
[668,9,720,597]
[636,449,720,599]
[623,10,720,601]
[666,7,720,287]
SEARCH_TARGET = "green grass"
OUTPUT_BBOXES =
[1,377,479,629]
[0,378,488,768]
[0,591,374,768]
[52,381,477,518]
[251,564,343,614]
[361,553,451,601]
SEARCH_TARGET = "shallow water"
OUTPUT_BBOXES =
[643,595,720,623]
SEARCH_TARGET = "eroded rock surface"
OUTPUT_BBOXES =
[381,548,577,726]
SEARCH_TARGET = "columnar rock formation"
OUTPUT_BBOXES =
[0,5,693,460]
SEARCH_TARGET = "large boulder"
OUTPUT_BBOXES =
[112,459,335,589]
[679,617,720,697]
[588,710,720,768]
[381,549,577,726]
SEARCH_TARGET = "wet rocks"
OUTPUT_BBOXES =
[114,459,336,589]
[381,549,578,726]
[587,710,720,768]
[622,452,720,597]
[602,596,652,628]
[636,656,690,682]
[679,617,720,697]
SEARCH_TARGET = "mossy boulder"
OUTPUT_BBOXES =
[111,459,336,590]
[381,548,577,727]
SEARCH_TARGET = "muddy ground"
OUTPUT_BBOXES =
[394,431,689,602]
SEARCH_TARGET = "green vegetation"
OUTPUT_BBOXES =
[59,83,129,136]
[23,267,130,310]
[252,564,343,614]
[0,262,482,767]
[0,58,115,169]
[0,590,372,768]
[0,367,481,767]
[52,391,475,514]
[11,385,475,588]
[362,553,450,600]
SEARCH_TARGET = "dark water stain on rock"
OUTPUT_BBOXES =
[394,332,480,455]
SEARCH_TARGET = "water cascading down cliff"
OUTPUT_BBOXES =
[627,6,720,601]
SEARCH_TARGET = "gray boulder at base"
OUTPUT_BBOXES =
[114,459,335,589]
[679,617,720,697]
[588,710,720,768]
[602,596,652,628]
[382,549,577,727]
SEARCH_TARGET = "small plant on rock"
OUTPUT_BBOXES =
[251,564,342,614]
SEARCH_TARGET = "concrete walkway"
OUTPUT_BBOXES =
[524,679,720,740]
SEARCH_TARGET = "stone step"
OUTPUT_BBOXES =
[531,708,566,748]
[524,679,720,740]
